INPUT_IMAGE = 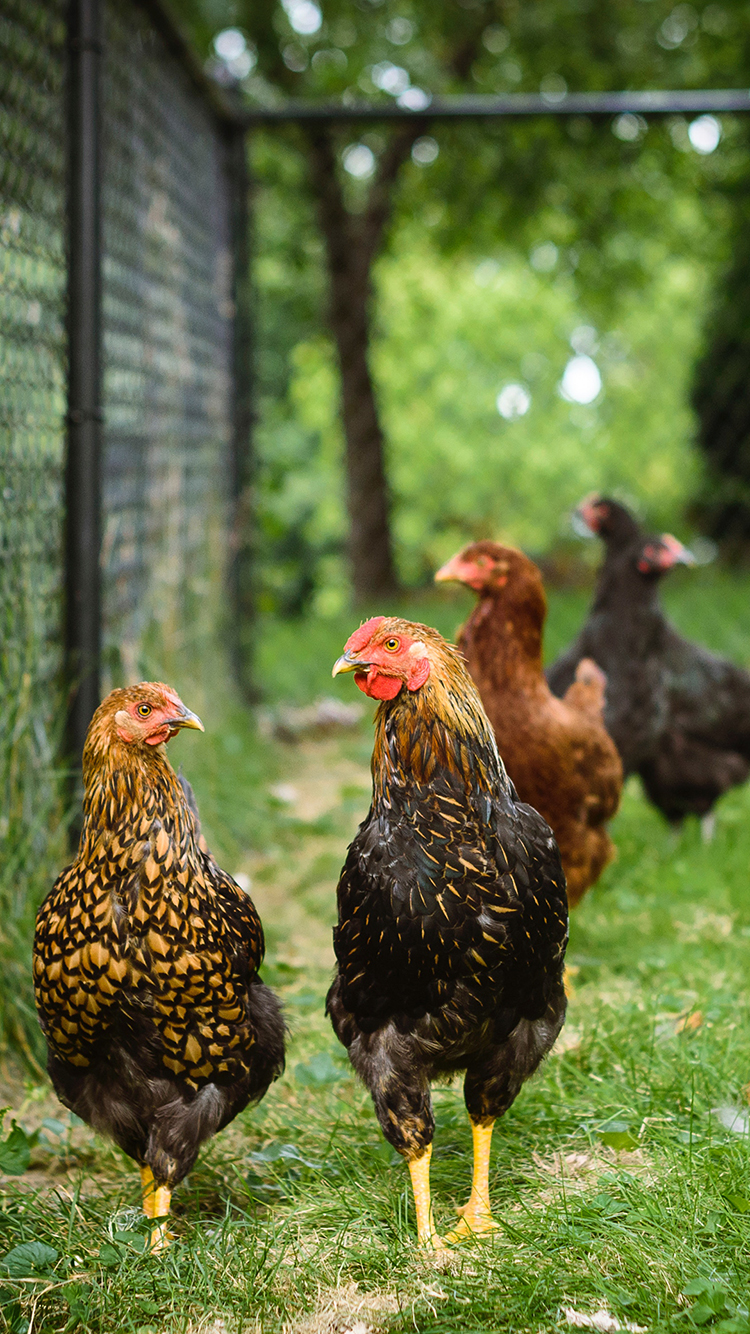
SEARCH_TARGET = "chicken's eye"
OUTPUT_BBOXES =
[384,638,400,652]
[137,704,152,717]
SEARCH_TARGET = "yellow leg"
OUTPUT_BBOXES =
[140,1165,156,1219]
[140,1166,171,1251]
[445,1119,499,1243]
[150,1186,172,1253]
[407,1144,445,1249]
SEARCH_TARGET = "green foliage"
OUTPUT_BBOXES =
[177,0,750,111]
[247,112,744,611]
[171,0,750,610]
[0,1119,33,1177]
[0,610,67,1068]
[274,232,707,597]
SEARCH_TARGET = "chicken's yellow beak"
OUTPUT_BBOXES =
[171,708,205,732]
[332,653,366,678]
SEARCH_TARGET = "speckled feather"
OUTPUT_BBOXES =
[33,686,284,1186]
[327,621,568,1155]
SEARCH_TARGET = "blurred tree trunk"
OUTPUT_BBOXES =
[306,124,423,602]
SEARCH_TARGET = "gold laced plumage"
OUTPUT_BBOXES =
[34,683,284,1249]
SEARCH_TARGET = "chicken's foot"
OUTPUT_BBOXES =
[446,1119,499,1243]
[408,1145,445,1249]
[140,1165,172,1252]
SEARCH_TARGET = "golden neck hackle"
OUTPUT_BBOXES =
[81,715,192,856]
[371,633,502,801]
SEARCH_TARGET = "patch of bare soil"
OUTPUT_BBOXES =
[529,1144,653,1202]
[242,737,371,972]
[285,1281,399,1334]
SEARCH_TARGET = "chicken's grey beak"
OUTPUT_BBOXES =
[572,507,596,538]
[572,493,603,538]
[332,653,367,678]
[662,534,696,566]
[170,707,204,732]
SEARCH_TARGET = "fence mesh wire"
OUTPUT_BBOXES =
[0,0,67,858]
[101,0,234,688]
[0,0,237,1051]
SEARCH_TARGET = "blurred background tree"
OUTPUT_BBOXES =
[174,0,750,613]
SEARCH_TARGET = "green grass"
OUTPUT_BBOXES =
[4,568,750,1332]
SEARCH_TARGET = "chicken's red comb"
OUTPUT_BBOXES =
[345,616,385,653]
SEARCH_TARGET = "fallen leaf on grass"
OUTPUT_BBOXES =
[596,1120,639,1152]
[562,1306,646,1333]
[675,1011,703,1034]
[711,1105,750,1136]
[599,1130,639,1152]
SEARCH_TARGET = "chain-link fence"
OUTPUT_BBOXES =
[101,0,235,687]
[0,0,244,1054]
[0,0,68,879]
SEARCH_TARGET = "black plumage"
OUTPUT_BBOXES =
[548,496,750,823]
[328,617,567,1244]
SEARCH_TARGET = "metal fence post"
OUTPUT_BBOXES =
[228,126,258,702]
[65,0,102,791]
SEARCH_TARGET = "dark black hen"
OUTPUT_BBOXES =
[328,616,568,1246]
[547,495,750,825]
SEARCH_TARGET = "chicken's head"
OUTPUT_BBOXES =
[637,534,695,577]
[573,494,642,545]
[91,683,204,751]
[332,617,431,700]
[434,540,534,595]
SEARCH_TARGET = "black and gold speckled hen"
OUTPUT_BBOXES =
[328,618,568,1247]
[33,684,284,1249]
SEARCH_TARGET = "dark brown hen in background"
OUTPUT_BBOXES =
[436,542,622,906]
[34,684,284,1249]
[329,617,567,1246]
[547,495,750,832]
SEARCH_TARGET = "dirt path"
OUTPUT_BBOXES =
[240,735,371,973]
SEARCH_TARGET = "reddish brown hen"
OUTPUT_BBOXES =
[436,542,623,906]
[33,684,284,1249]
